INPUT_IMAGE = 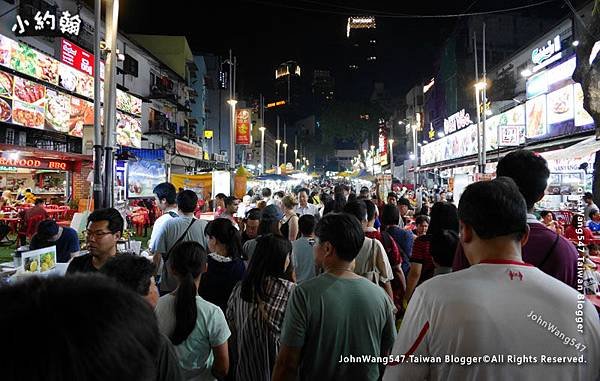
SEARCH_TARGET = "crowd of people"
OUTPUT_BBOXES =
[2,149,600,380]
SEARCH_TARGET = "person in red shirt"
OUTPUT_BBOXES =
[564,213,594,246]
[20,198,48,245]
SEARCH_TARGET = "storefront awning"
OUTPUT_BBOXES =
[539,136,600,161]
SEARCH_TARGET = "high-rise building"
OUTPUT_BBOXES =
[342,16,378,101]
[275,61,302,106]
[312,70,335,112]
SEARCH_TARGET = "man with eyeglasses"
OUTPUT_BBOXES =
[67,208,124,274]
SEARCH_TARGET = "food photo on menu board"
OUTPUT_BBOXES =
[574,83,594,127]
[546,84,574,125]
[0,35,14,67]
[68,97,93,138]
[37,52,59,86]
[0,71,13,98]
[116,112,142,148]
[10,43,38,78]
[58,63,80,93]
[13,76,45,105]
[22,246,57,274]
[127,160,166,198]
[13,99,44,129]
[45,89,71,134]
[526,95,547,139]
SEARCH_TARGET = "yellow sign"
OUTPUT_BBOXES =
[204,130,214,139]
[266,100,286,108]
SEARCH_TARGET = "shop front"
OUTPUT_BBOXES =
[0,145,91,206]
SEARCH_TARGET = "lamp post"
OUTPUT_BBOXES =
[275,139,281,173]
[294,149,298,170]
[474,81,487,173]
[388,138,394,178]
[227,98,237,170]
[259,126,266,175]
[283,143,288,169]
[370,144,376,176]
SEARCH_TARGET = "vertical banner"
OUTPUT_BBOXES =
[235,108,251,145]
[378,127,388,167]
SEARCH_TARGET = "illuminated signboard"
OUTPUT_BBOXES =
[204,130,214,139]
[443,109,473,135]
[13,11,81,37]
[347,16,376,37]
[0,157,70,170]
[175,139,203,160]
[266,100,286,108]
[531,35,561,66]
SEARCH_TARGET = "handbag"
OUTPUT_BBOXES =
[363,238,380,284]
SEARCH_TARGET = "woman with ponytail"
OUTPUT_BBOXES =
[199,218,246,313]
[226,234,295,380]
[155,241,230,380]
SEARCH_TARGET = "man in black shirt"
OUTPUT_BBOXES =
[102,254,183,381]
[67,208,123,274]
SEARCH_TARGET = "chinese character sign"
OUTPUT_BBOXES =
[235,108,252,145]
[13,10,81,37]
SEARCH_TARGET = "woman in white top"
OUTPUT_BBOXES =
[155,241,230,381]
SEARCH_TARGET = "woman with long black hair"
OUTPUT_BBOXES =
[405,202,459,302]
[154,241,230,380]
[199,218,246,313]
[226,234,295,381]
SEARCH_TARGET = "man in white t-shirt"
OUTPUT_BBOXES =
[148,182,179,253]
[384,177,600,381]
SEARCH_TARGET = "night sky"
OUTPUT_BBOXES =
[116,0,581,98]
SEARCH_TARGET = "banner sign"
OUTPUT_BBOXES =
[235,108,251,145]
[175,139,203,160]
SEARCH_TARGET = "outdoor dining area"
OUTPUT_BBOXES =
[0,203,75,246]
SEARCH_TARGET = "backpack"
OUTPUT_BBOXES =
[383,227,411,276]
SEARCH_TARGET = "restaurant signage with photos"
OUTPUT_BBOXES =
[378,127,388,167]
[235,108,252,145]
[0,32,143,147]
[0,157,72,170]
[175,139,203,160]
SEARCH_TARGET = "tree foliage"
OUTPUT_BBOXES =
[573,1,600,205]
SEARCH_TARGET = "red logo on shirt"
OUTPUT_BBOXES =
[508,270,523,281]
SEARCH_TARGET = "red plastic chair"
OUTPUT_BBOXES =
[17,214,46,245]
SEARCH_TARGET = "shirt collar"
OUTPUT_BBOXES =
[527,213,541,225]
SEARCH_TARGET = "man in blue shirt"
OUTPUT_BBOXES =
[30,219,80,263]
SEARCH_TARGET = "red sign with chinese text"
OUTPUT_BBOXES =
[61,39,94,77]
[235,109,252,145]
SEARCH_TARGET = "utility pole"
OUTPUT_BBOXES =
[102,0,120,208]
[473,31,482,172]
[92,0,103,210]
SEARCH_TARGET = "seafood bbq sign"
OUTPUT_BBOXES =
[443,109,473,135]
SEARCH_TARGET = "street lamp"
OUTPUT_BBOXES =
[294,149,298,170]
[388,138,394,178]
[275,139,281,173]
[227,99,238,170]
[370,145,376,176]
[474,81,488,173]
[282,143,288,168]
[259,126,266,174]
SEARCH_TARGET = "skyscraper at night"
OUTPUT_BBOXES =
[342,16,379,101]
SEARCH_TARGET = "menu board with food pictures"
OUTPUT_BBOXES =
[547,84,574,125]
[0,96,12,123]
[45,89,71,134]
[526,95,547,139]
[116,112,142,148]
[22,246,57,274]
[574,83,594,127]
[69,97,93,138]
[127,160,167,198]
[13,76,46,105]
